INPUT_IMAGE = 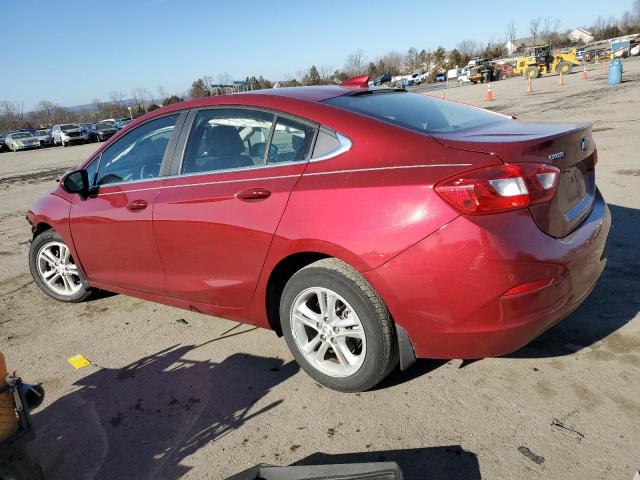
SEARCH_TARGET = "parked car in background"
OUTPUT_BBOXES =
[26,83,610,392]
[102,118,126,129]
[120,118,133,128]
[4,131,41,151]
[0,134,5,152]
[33,129,53,147]
[93,121,118,141]
[79,123,98,142]
[51,124,88,147]
[457,66,472,84]
[372,74,392,86]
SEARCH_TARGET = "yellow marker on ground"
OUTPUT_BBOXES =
[67,354,91,369]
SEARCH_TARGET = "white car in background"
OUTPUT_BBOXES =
[4,131,41,151]
[51,124,88,147]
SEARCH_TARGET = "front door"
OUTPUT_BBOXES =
[69,114,182,293]
[153,108,317,307]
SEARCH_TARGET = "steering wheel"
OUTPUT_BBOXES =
[140,161,162,180]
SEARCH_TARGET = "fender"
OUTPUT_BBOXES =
[27,190,89,279]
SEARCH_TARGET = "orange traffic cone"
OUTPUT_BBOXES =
[485,83,493,101]
[527,76,533,93]
[582,65,588,80]
[559,71,564,85]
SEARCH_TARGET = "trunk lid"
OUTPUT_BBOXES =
[433,120,596,238]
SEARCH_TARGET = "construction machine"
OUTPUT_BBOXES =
[514,45,581,78]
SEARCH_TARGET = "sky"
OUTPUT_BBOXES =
[0,0,633,110]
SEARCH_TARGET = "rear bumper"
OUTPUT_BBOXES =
[365,189,610,359]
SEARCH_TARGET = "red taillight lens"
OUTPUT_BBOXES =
[435,163,560,215]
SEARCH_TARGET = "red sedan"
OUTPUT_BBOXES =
[26,79,610,391]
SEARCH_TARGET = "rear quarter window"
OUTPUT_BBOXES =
[324,91,508,134]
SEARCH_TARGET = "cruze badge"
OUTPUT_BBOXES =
[548,151,565,160]
[581,136,591,151]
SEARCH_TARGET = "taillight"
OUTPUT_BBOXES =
[435,163,560,215]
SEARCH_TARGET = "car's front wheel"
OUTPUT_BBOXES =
[280,258,398,392]
[29,230,92,302]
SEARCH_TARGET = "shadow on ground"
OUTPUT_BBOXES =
[293,446,480,480]
[508,203,639,358]
[27,345,298,479]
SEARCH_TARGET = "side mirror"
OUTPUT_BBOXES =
[62,169,89,198]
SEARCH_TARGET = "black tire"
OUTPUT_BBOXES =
[29,229,93,303]
[525,66,540,79]
[280,258,398,392]
[557,61,573,74]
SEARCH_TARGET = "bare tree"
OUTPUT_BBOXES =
[529,17,542,45]
[109,90,126,106]
[457,40,479,59]
[541,17,560,44]
[380,51,404,75]
[344,50,366,76]
[318,65,334,82]
[157,86,167,103]
[506,21,516,45]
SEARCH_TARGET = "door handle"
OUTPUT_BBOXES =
[126,199,148,211]
[235,188,271,201]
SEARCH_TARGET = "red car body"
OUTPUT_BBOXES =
[27,85,610,361]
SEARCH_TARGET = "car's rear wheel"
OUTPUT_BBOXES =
[29,230,92,303]
[280,258,398,392]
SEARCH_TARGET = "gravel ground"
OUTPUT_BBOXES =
[1,59,639,480]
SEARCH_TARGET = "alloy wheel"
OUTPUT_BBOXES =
[37,241,82,296]
[290,287,366,378]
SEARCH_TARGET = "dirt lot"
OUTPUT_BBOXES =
[1,59,639,480]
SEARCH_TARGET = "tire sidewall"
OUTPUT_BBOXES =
[29,230,92,303]
[280,266,388,392]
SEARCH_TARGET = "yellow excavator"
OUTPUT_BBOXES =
[514,45,582,78]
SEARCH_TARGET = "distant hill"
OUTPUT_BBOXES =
[64,98,158,113]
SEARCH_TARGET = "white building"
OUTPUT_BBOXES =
[568,28,594,44]
[504,37,537,55]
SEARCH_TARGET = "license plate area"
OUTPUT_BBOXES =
[561,164,588,209]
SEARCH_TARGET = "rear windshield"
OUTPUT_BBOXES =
[324,91,508,134]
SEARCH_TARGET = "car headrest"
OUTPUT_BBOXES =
[206,126,245,156]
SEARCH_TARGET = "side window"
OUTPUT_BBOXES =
[95,114,178,186]
[312,129,342,158]
[267,117,316,164]
[182,109,274,175]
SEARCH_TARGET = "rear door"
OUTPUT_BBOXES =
[153,108,317,307]
[69,113,185,293]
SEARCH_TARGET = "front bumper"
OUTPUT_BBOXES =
[14,143,40,150]
[62,135,87,143]
[365,190,611,359]
[97,132,115,141]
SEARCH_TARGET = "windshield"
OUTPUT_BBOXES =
[95,122,114,130]
[324,91,508,134]
[61,124,78,131]
[36,130,49,136]
[13,132,31,139]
